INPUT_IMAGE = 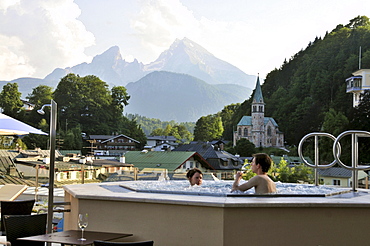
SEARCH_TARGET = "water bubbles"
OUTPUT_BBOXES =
[120,180,350,196]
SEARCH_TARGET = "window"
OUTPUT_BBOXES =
[190,162,194,168]
[238,128,241,135]
[243,128,248,137]
[267,126,272,136]
[333,179,341,186]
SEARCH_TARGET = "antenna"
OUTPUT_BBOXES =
[359,46,362,70]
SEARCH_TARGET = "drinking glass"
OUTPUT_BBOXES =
[78,213,88,241]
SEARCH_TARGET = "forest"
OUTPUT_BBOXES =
[216,15,370,163]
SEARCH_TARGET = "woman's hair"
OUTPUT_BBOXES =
[252,153,272,173]
[186,168,203,179]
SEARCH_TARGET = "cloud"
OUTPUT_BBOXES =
[0,0,95,80]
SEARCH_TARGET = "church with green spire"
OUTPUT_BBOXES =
[234,77,284,148]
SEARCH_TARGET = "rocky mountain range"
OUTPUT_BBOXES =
[1,38,256,122]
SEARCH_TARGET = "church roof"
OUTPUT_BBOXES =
[237,116,279,127]
[252,76,264,103]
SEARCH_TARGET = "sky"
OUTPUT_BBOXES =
[0,0,369,82]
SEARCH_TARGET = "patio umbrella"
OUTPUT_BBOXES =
[0,113,47,136]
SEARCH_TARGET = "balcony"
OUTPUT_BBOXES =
[346,76,362,93]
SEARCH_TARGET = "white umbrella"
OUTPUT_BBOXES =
[0,113,48,135]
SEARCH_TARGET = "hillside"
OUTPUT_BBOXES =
[125,71,250,122]
[228,16,370,145]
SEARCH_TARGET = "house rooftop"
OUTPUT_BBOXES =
[124,150,213,171]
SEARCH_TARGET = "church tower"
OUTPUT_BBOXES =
[234,76,284,148]
[251,76,265,147]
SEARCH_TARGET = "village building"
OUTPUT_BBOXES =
[234,77,284,148]
[120,150,216,181]
[173,141,242,180]
[318,167,367,188]
[346,68,370,107]
[87,134,140,156]
[145,135,178,151]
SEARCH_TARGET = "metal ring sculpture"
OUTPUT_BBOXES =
[333,130,370,191]
[298,132,340,186]
[299,130,370,191]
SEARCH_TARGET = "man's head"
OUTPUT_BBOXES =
[252,153,272,173]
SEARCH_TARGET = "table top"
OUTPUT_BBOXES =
[18,229,133,245]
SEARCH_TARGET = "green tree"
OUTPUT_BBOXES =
[25,85,54,125]
[0,83,23,117]
[173,124,193,143]
[272,158,313,183]
[150,128,165,136]
[218,104,240,140]
[26,85,53,108]
[349,91,370,163]
[235,139,256,156]
[11,138,27,150]
[226,138,256,156]
[54,74,113,134]
[345,15,370,29]
[53,73,146,150]
[111,86,130,111]
[61,127,83,150]
[121,117,147,150]
[194,115,224,141]
[317,108,350,163]
[22,118,50,149]
[149,124,193,143]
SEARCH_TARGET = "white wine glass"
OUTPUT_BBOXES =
[78,213,88,241]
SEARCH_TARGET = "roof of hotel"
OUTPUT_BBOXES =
[317,167,353,178]
[124,151,213,171]
[0,149,62,159]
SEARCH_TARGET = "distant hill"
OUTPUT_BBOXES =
[0,77,47,98]
[125,71,251,122]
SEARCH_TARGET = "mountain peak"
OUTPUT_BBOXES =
[144,38,255,87]
[92,46,123,64]
[169,37,211,55]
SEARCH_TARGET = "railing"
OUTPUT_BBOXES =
[298,130,370,191]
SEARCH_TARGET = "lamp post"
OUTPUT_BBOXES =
[38,99,57,234]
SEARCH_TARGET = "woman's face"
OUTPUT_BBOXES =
[189,172,203,186]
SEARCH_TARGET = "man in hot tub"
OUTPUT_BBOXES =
[232,153,276,194]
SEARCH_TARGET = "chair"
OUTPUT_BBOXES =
[0,199,35,234]
[94,240,154,246]
[3,213,47,246]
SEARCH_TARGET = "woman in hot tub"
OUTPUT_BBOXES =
[186,168,203,186]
